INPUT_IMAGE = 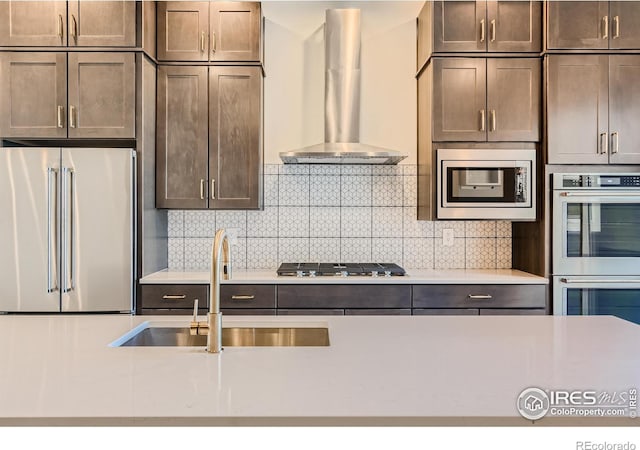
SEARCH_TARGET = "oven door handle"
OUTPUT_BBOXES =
[559,192,640,197]
[560,278,640,284]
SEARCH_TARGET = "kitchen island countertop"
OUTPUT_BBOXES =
[140,268,548,285]
[0,314,636,426]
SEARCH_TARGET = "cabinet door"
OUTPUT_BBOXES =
[609,55,640,164]
[433,0,486,52]
[156,66,209,209]
[479,308,545,315]
[210,1,261,61]
[157,1,209,61]
[0,52,67,138]
[609,2,640,49]
[432,58,487,142]
[209,66,262,209]
[68,0,136,47]
[0,1,66,46]
[67,52,135,138]
[487,1,541,52]
[546,55,609,164]
[487,58,540,142]
[547,1,609,50]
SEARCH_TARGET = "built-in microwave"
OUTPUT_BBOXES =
[436,148,536,220]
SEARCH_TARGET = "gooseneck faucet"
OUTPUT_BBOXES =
[190,228,231,353]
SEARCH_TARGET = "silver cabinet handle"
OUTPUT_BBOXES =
[231,295,255,300]
[162,294,187,300]
[599,132,608,155]
[211,179,216,200]
[200,179,205,200]
[69,105,76,128]
[468,294,493,300]
[613,16,620,39]
[57,14,64,39]
[57,105,64,128]
[490,110,496,132]
[611,132,619,154]
[480,19,485,43]
[211,32,217,53]
[71,14,78,41]
[200,31,206,53]
[47,168,59,293]
[479,110,486,131]
[602,15,609,39]
[61,167,75,293]
[490,19,496,42]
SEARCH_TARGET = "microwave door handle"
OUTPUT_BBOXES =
[560,278,640,284]
[559,192,640,197]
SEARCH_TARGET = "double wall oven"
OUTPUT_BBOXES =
[552,173,640,324]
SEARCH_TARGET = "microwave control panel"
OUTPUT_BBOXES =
[560,174,640,189]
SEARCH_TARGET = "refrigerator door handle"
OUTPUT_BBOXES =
[62,167,75,293]
[47,168,59,293]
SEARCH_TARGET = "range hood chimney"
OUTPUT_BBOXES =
[279,9,407,165]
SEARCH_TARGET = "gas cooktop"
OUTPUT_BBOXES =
[277,263,406,277]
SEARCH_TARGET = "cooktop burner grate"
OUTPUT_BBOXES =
[276,263,406,277]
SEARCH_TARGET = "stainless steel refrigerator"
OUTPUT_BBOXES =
[0,147,135,312]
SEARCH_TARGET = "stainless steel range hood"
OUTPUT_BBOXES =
[279,9,407,165]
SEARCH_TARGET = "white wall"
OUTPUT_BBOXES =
[263,1,423,165]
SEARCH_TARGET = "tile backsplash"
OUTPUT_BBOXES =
[167,165,512,270]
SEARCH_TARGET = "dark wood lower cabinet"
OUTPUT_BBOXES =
[138,283,547,316]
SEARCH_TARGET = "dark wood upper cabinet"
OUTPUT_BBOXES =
[433,0,487,53]
[609,1,640,49]
[432,57,540,142]
[0,52,67,138]
[0,0,135,47]
[424,0,541,60]
[486,58,540,142]
[157,1,261,62]
[67,52,135,138]
[432,58,487,142]
[67,0,136,47]
[157,1,210,62]
[157,65,263,210]
[0,1,67,46]
[156,65,209,209]
[608,55,640,164]
[548,1,640,50]
[547,55,609,164]
[487,1,541,52]
[210,2,261,62]
[209,66,262,209]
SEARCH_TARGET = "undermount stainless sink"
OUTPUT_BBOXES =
[117,326,330,347]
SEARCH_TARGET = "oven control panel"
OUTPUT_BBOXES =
[559,174,640,189]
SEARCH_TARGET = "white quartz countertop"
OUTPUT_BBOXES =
[140,268,548,285]
[0,314,636,425]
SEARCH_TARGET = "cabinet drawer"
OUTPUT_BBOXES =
[222,308,276,316]
[345,309,411,316]
[277,309,345,316]
[277,285,411,309]
[220,285,276,309]
[140,284,208,309]
[141,308,208,316]
[412,308,479,316]
[412,284,545,309]
[479,308,546,316]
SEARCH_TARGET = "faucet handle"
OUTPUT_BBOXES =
[193,299,199,322]
[189,299,199,335]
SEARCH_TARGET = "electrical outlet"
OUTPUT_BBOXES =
[226,228,239,245]
[442,228,454,247]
